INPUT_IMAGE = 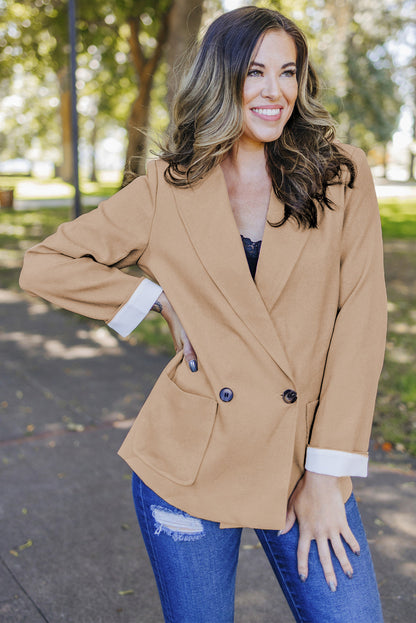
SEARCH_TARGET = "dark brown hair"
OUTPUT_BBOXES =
[160,6,355,228]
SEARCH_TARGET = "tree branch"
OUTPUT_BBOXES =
[128,17,145,76]
[145,1,174,79]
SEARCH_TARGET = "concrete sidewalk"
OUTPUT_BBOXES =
[0,288,415,622]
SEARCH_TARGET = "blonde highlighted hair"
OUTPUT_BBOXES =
[160,6,355,228]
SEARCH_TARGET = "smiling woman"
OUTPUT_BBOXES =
[19,6,387,623]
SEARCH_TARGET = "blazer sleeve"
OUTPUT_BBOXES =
[305,147,387,477]
[19,160,162,335]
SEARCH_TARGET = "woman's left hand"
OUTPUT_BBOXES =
[280,471,360,591]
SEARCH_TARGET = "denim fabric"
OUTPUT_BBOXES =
[132,473,383,623]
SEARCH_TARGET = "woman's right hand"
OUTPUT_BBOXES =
[152,292,198,372]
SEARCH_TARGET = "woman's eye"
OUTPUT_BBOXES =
[282,69,297,78]
[247,69,262,77]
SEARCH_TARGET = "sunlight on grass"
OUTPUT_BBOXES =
[0,175,120,200]
[379,198,416,238]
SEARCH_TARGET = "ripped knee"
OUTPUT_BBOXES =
[151,505,205,542]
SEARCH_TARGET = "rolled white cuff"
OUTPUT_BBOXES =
[108,279,162,337]
[305,447,368,477]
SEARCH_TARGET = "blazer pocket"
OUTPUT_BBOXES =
[133,370,218,486]
[305,399,319,444]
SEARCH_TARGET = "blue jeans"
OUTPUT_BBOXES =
[132,473,383,623]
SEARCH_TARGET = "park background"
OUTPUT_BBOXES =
[0,1,415,622]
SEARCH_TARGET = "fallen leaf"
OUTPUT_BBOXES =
[10,550,18,557]
[66,422,85,432]
[118,590,134,596]
[18,539,32,551]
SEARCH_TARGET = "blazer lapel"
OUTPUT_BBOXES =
[255,192,312,312]
[173,165,310,382]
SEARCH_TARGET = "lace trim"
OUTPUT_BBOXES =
[240,235,262,258]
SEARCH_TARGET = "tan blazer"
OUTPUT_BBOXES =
[19,144,387,529]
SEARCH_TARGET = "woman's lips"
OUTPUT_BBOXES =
[250,107,283,120]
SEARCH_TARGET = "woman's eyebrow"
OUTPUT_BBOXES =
[249,61,297,69]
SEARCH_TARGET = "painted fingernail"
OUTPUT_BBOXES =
[299,574,306,583]
[354,550,361,557]
[346,570,353,579]
[277,530,283,536]
[189,359,198,372]
[328,581,337,592]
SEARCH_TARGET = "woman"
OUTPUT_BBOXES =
[20,6,387,622]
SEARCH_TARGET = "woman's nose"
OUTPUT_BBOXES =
[261,76,280,99]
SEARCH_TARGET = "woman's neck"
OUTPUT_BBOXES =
[222,142,268,182]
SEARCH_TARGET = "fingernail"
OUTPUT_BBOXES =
[277,530,283,536]
[346,570,353,579]
[328,581,337,592]
[354,550,361,557]
[299,574,306,583]
[189,359,198,372]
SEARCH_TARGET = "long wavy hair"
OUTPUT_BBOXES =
[159,6,356,229]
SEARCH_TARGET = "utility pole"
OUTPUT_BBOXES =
[68,0,81,218]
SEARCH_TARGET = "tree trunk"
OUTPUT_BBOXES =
[383,144,388,179]
[122,5,173,185]
[410,151,415,182]
[409,85,416,182]
[165,0,204,111]
[90,118,98,183]
[124,75,153,179]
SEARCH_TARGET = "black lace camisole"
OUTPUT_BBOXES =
[241,235,262,279]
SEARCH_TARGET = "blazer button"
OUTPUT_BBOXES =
[282,389,297,404]
[219,388,233,402]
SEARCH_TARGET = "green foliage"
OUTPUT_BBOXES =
[0,0,173,164]
[379,198,416,238]
[0,0,409,171]
[257,0,404,152]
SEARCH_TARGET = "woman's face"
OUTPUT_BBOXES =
[241,30,298,148]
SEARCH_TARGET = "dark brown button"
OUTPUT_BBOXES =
[219,388,233,402]
[282,389,297,404]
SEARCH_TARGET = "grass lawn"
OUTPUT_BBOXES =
[1,197,415,456]
[0,175,121,199]
[379,197,416,238]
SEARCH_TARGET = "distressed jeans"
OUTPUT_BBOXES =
[132,473,383,623]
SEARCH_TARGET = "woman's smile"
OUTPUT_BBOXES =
[250,105,284,120]
[241,30,298,147]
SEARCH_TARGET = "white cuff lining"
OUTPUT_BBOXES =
[108,279,162,337]
[305,447,368,477]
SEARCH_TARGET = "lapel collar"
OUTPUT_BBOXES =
[173,165,311,383]
[255,192,312,312]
